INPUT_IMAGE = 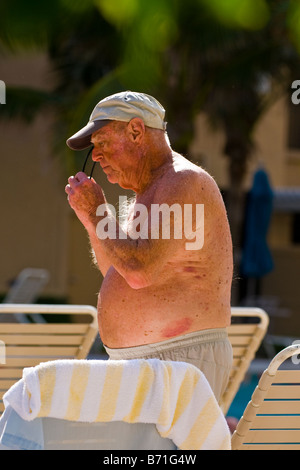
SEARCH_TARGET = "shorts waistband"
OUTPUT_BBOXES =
[104,328,228,360]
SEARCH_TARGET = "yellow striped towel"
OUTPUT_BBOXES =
[3,358,231,450]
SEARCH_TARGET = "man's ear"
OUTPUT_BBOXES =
[127,118,145,143]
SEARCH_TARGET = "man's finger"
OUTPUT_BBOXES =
[68,175,80,188]
[75,171,89,182]
[65,184,73,195]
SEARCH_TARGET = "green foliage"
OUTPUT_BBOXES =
[1,0,300,176]
[201,0,270,30]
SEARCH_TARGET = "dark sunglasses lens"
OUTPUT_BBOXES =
[82,147,96,178]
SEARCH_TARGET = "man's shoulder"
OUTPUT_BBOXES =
[159,154,220,204]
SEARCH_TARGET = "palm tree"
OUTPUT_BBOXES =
[154,0,300,252]
[1,0,300,254]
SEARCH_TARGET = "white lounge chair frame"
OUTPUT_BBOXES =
[3,268,50,322]
[0,303,98,416]
[232,343,300,450]
[220,307,269,415]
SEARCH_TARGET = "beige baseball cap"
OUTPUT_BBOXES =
[66,91,167,150]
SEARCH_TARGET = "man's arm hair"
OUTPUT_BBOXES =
[87,170,209,289]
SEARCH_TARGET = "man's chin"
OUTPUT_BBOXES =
[106,175,117,184]
[104,172,121,185]
[105,173,130,190]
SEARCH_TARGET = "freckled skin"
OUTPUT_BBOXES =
[66,119,233,348]
[98,156,233,347]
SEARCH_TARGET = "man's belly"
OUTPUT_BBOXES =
[97,267,231,348]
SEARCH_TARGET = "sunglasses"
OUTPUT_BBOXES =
[82,146,96,179]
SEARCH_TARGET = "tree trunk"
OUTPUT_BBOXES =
[224,140,250,304]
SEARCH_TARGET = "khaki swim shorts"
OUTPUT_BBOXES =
[104,328,233,403]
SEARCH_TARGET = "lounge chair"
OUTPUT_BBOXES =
[220,307,269,415]
[232,343,300,450]
[0,358,231,450]
[0,303,98,417]
[3,268,50,322]
[3,268,50,305]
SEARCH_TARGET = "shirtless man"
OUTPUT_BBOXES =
[65,91,233,401]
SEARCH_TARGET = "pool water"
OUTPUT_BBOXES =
[227,373,259,419]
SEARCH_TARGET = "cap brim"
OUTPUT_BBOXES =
[66,120,111,150]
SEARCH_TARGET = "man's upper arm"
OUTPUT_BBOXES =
[125,170,209,288]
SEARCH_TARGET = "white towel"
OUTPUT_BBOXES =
[3,358,231,450]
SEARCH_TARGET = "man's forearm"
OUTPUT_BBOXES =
[86,204,154,288]
[87,228,113,277]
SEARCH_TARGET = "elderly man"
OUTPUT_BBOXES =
[65,91,233,402]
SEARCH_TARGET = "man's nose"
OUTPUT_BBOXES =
[92,149,103,161]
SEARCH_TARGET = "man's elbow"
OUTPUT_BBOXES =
[122,259,152,289]
[125,271,151,289]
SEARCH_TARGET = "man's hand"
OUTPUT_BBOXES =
[65,172,106,230]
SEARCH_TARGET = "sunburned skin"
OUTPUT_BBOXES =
[97,152,233,347]
[66,118,233,349]
[160,318,193,338]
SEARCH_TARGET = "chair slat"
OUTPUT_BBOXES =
[0,368,23,379]
[228,336,254,346]
[2,358,55,367]
[220,308,269,415]
[240,443,300,450]
[242,429,300,443]
[272,370,300,384]
[266,385,300,399]
[251,414,300,429]
[232,344,300,450]
[227,324,258,335]
[5,346,78,356]
[1,334,84,346]
[0,379,18,390]
[0,324,89,334]
[259,399,300,414]
[231,346,247,357]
